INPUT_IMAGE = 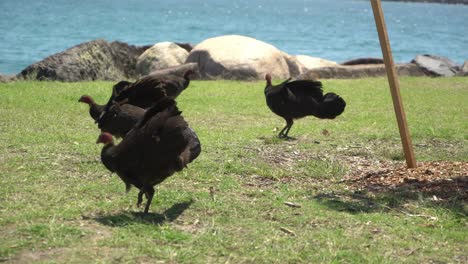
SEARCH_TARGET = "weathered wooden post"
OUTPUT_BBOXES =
[370,0,417,168]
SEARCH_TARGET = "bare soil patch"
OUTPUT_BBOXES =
[342,159,468,201]
[246,138,467,203]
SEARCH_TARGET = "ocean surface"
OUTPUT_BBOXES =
[0,0,467,74]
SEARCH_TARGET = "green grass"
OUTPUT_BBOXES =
[0,77,467,263]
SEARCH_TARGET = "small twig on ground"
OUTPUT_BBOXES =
[284,202,302,208]
[398,210,438,221]
[279,227,296,236]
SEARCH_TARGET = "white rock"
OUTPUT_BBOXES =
[295,55,338,70]
[186,35,302,80]
[136,42,189,76]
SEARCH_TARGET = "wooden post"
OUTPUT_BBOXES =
[370,0,417,168]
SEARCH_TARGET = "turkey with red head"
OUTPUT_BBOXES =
[78,95,105,122]
[96,96,201,214]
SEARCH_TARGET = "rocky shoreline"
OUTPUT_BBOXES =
[1,35,467,82]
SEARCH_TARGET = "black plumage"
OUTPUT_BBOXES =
[96,97,201,214]
[96,70,194,128]
[97,103,145,138]
[264,74,346,138]
[79,94,146,138]
[104,70,193,110]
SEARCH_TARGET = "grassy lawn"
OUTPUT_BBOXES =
[0,77,466,263]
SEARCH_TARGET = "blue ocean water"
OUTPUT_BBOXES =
[0,0,467,74]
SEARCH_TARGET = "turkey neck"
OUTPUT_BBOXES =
[101,143,118,172]
[264,78,291,97]
[90,103,104,121]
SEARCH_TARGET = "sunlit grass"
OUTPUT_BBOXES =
[0,77,466,263]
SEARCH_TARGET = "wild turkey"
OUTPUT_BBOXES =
[96,96,201,214]
[78,95,105,121]
[97,103,145,138]
[264,74,346,138]
[96,70,194,126]
[104,70,194,110]
[79,94,145,138]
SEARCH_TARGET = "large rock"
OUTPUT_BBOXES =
[0,74,16,83]
[462,60,468,71]
[297,63,426,79]
[186,35,303,80]
[282,53,307,78]
[411,54,460,77]
[457,60,468,76]
[148,63,199,78]
[18,39,149,81]
[175,42,194,53]
[295,55,338,70]
[110,41,151,78]
[341,58,384,65]
[136,42,189,76]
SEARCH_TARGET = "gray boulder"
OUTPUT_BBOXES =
[341,58,384,65]
[282,53,307,78]
[148,63,199,78]
[136,42,189,76]
[411,54,460,77]
[297,63,426,79]
[457,60,468,76]
[462,60,468,71]
[295,55,338,70]
[175,42,194,53]
[186,35,304,80]
[18,39,149,81]
[0,74,16,83]
[109,41,152,78]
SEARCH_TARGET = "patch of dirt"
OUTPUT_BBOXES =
[342,159,468,200]
[245,141,321,168]
[243,174,278,188]
[74,218,113,242]
[4,218,118,264]
[7,248,69,264]
[8,246,129,264]
[172,219,204,234]
[242,139,467,202]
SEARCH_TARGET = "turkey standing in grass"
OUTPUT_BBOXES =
[264,74,346,139]
[96,97,201,214]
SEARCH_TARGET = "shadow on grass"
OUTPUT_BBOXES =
[95,199,193,227]
[314,177,467,217]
